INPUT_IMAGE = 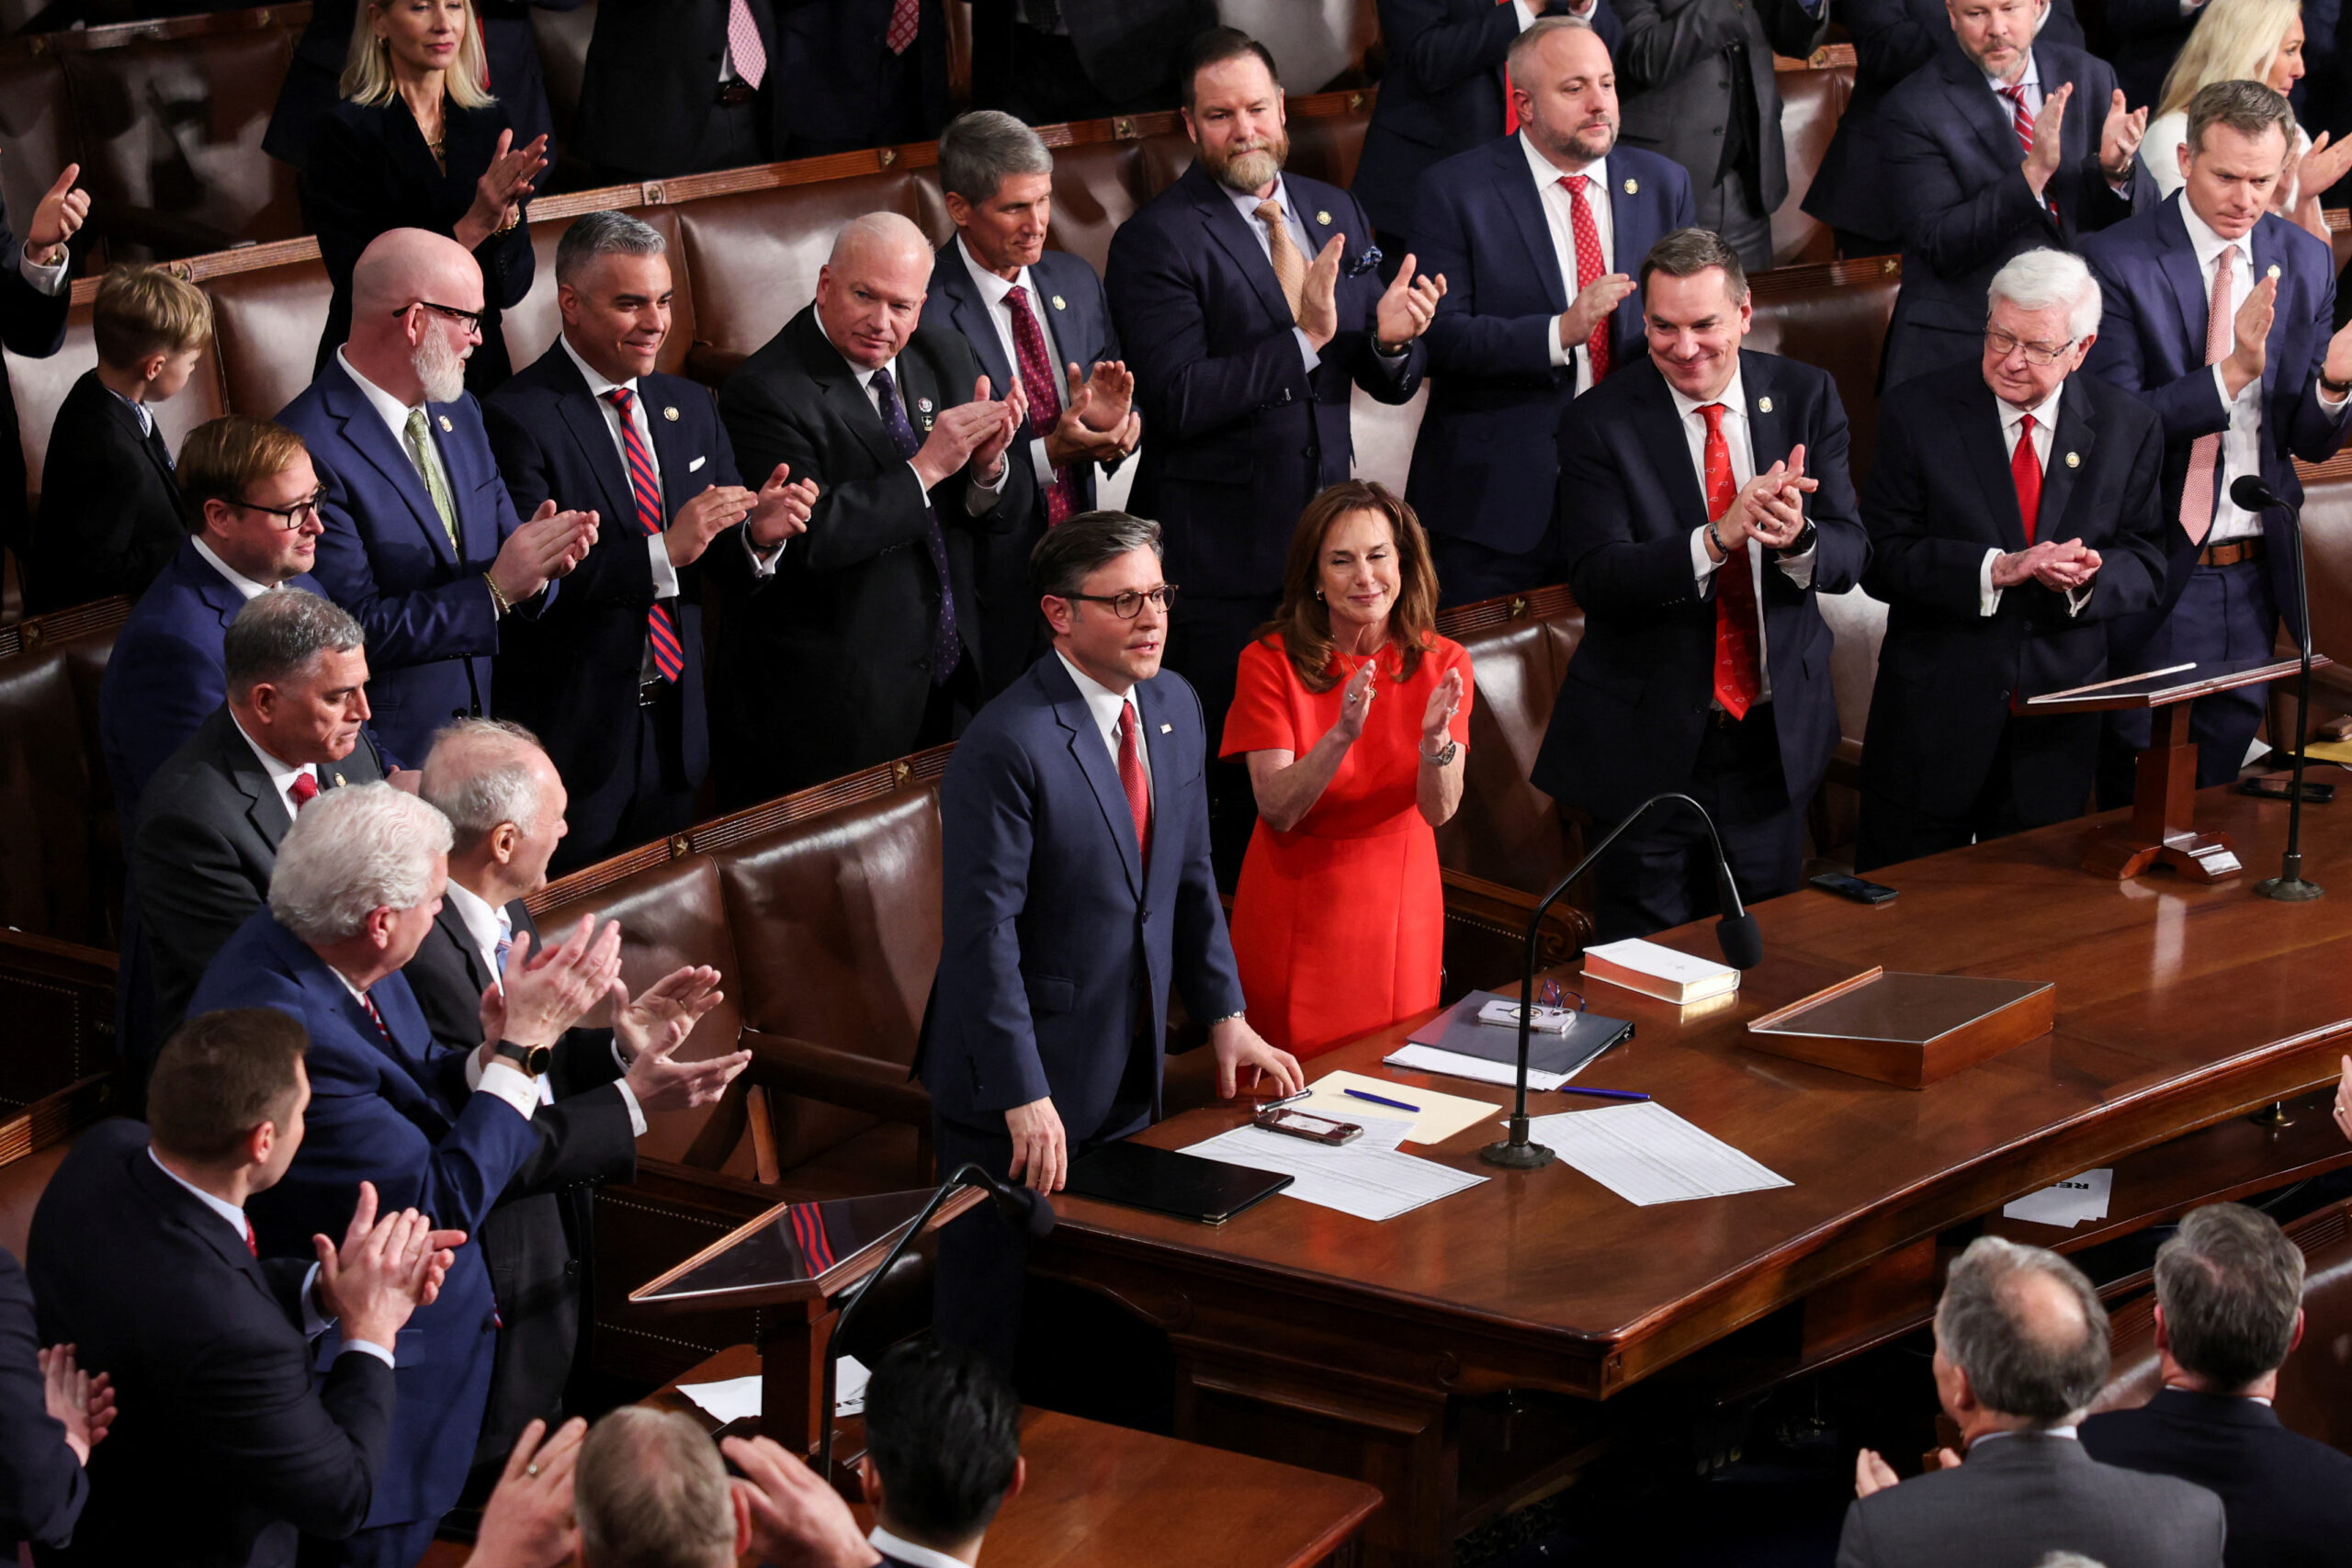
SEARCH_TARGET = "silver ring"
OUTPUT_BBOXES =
[526,1462,540,1478]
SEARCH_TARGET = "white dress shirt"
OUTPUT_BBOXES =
[18,245,68,298]
[1672,367,1815,705]
[442,878,646,1134]
[1980,383,2089,616]
[337,347,456,509]
[110,388,156,441]
[229,711,320,824]
[867,1527,968,1568]
[144,1147,396,1367]
[1521,135,1612,393]
[814,321,1009,513]
[956,236,1066,490]
[193,536,279,600]
[1983,52,2043,118]
[1056,651,1152,812]
[1225,178,1408,378]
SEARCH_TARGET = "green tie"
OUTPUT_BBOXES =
[403,407,458,552]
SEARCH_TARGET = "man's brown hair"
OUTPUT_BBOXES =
[148,1009,308,1165]
[177,416,311,533]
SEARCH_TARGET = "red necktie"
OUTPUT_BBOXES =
[357,989,392,1043]
[605,388,686,682]
[2012,412,2043,544]
[1702,403,1762,719]
[288,772,320,812]
[1563,175,1611,381]
[1117,700,1150,867]
[2002,84,2062,221]
[1004,286,1077,525]
[886,0,919,53]
[243,1217,258,1258]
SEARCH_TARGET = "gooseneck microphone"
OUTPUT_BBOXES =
[1481,793,1763,1169]
[2228,475,2324,901]
[816,1163,1055,1473]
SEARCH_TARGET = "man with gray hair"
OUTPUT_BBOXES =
[716,211,1030,803]
[924,110,1138,697]
[1840,1235,2224,1568]
[131,587,393,1053]
[186,783,624,1568]
[2082,1202,2352,1567]
[1854,246,2167,872]
[486,210,818,870]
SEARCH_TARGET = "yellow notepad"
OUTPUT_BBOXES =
[1295,1070,1500,1146]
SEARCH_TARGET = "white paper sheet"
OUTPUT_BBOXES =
[2001,1168,2114,1228]
[1294,1070,1501,1145]
[1382,1043,1571,1091]
[1180,1119,1485,1221]
[678,1354,871,1426]
[1524,1102,1792,1206]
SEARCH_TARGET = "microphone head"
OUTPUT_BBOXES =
[1005,1185,1057,1239]
[2230,475,2278,513]
[1716,911,1763,971]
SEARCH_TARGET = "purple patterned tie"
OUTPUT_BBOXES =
[868,366,964,683]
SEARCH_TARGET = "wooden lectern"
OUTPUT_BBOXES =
[627,1187,980,1458]
[2021,656,2329,883]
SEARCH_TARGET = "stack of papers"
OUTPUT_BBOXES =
[678,1354,871,1426]
[2001,1168,2114,1228]
[1181,1116,1487,1221]
[1283,1070,1500,1145]
[1525,1102,1791,1206]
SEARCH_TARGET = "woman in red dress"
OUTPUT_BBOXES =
[1220,481,1474,1059]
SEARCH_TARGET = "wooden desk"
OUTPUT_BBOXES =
[1032,787,2352,1566]
[649,1346,1385,1568]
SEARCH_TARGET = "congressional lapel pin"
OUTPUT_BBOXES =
[333,773,346,787]
[2268,264,2283,280]
[1315,209,1331,226]
[436,414,453,433]
[2065,451,2081,468]
[1757,396,1773,413]
[1159,723,1171,734]
[688,455,707,472]
[1051,295,1067,310]
[663,405,680,421]
[917,397,934,414]
[1623,177,1638,195]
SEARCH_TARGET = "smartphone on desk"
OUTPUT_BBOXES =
[1812,871,1899,905]
[2240,773,2336,803]
[1251,1107,1362,1145]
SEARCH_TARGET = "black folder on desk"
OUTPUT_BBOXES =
[1064,1141,1295,1225]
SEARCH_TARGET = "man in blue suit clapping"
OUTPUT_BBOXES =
[918,513,1303,1368]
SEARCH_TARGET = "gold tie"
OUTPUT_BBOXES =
[1255,199,1306,321]
[403,406,459,552]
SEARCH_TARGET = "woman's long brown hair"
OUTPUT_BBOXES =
[1263,480,1442,694]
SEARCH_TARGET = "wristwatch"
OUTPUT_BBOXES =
[492,1040,552,1077]
[1422,738,1461,767]
[1773,519,1819,558]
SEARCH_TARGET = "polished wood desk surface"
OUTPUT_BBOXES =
[647,1345,1384,1568]
[1045,786,2352,1400]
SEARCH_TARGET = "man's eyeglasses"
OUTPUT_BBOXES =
[1983,328,2076,367]
[232,490,327,530]
[396,299,484,335]
[1059,585,1180,618]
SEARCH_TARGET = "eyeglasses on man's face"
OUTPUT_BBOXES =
[1060,585,1180,619]
[1983,327,2076,367]
[396,299,484,336]
[232,490,328,530]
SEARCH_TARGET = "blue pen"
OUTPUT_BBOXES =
[1558,1087,1651,1102]
[1341,1087,1422,1112]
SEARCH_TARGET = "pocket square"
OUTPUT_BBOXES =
[688,456,707,472]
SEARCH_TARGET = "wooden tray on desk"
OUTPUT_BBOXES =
[1746,967,2056,1088]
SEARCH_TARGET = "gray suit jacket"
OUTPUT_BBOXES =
[1837,1433,2226,1568]
[1614,0,1825,214]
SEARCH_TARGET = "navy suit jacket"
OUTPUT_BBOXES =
[28,1121,396,1568]
[0,1249,83,1558]
[918,655,1245,1142]
[1407,137,1693,555]
[1532,351,1869,824]
[922,242,1120,693]
[1859,364,2167,820]
[0,190,71,559]
[25,369,184,615]
[483,343,750,850]
[2080,196,2352,649]
[1880,41,2153,388]
[100,543,333,817]
[1804,0,2084,244]
[187,910,539,1533]
[1109,163,1428,600]
[281,356,542,764]
[2082,1386,2352,1568]
[1351,0,1625,241]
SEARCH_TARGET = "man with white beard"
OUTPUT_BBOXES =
[280,228,598,763]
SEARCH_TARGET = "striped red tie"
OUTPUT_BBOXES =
[605,388,685,682]
[2003,84,2061,221]
[357,989,392,1042]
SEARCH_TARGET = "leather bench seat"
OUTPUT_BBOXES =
[1747,255,1903,485]
[1772,60,1850,268]
[205,255,335,418]
[0,604,131,948]
[1434,585,1585,900]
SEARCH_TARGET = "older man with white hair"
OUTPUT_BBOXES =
[280,227,599,764]
[186,784,623,1568]
[1854,247,2169,873]
[715,211,1030,803]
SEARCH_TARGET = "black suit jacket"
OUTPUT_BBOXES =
[1859,364,2167,822]
[483,342,754,859]
[970,0,1214,107]
[773,0,950,148]
[2082,1386,2352,1568]
[27,370,184,615]
[714,306,1029,802]
[398,897,634,1461]
[1531,351,1869,824]
[0,1250,85,1557]
[571,0,778,180]
[303,96,536,391]
[28,1119,398,1568]
[128,704,388,1049]
[1,190,73,563]
[1614,0,1825,215]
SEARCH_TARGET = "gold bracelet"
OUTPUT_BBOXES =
[482,573,513,616]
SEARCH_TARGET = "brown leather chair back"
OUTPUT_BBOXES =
[501,205,695,379]
[2295,463,2352,677]
[1747,256,1903,486]
[1772,63,1850,268]
[206,256,334,418]
[1042,139,1152,277]
[1433,586,1585,897]
[712,784,944,1171]
[1135,131,1201,199]
[6,303,226,516]
[1286,96,1374,192]
[1818,586,1887,758]
[0,604,131,946]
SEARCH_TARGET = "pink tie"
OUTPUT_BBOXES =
[2181,244,2237,545]
[727,0,767,89]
